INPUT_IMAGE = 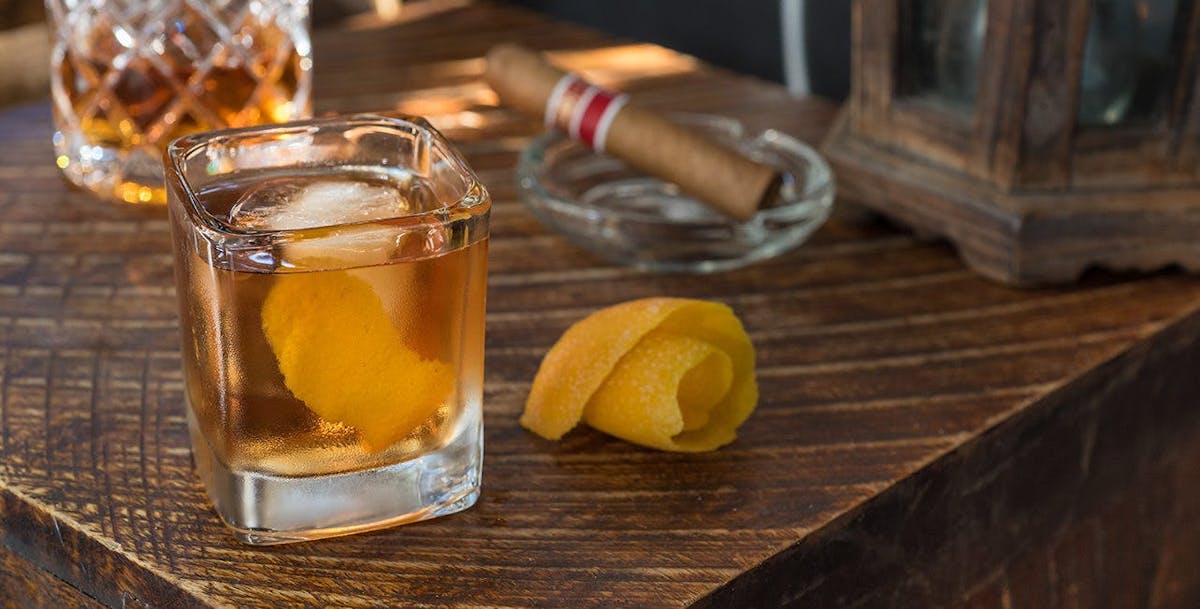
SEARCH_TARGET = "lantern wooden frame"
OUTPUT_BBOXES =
[822,0,1200,285]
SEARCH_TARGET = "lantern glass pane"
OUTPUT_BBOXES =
[1078,0,1183,127]
[898,0,988,115]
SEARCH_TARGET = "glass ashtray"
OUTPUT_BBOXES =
[517,114,834,273]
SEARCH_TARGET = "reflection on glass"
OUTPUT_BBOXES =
[899,0,988,114]
[1079,0,1182,127]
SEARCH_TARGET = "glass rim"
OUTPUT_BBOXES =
[165,113,490,241]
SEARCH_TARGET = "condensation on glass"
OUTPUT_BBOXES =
[1078,0,1187,127]
[897,0,989,114]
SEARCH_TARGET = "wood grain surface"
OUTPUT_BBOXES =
[2,4,1200,608]
[1,546,106,609]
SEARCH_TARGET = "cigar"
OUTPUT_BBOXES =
[485,43,781,222]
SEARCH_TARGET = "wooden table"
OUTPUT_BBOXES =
[3,4,1199,608]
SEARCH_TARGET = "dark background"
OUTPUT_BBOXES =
[0,0,852,102]
[508,0,851,100]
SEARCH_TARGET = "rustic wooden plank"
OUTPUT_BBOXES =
[0,546,107,609]
[2,3,1200,608]
[690,308,1200,609]
[959,571,1008,609]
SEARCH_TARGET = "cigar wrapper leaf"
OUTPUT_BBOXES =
[485,43,781,222]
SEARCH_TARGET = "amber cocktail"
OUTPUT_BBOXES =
[166,115,489,544]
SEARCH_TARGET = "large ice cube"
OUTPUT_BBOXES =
[230,178,409,269]
[229,178,406,231]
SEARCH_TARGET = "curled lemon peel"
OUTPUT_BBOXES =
[261,271,452,452]
[521,298,758,452]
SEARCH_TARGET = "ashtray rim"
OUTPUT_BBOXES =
[515,112,836,273]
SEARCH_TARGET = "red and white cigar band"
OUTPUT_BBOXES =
[544,73,629,153]
[544,75,588,131]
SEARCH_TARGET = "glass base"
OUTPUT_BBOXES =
[53,131,167,204]
[189,409,482,545]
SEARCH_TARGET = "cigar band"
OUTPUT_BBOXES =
[545,73,629,153]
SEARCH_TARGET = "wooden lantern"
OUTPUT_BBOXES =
[822,0,1200,285]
